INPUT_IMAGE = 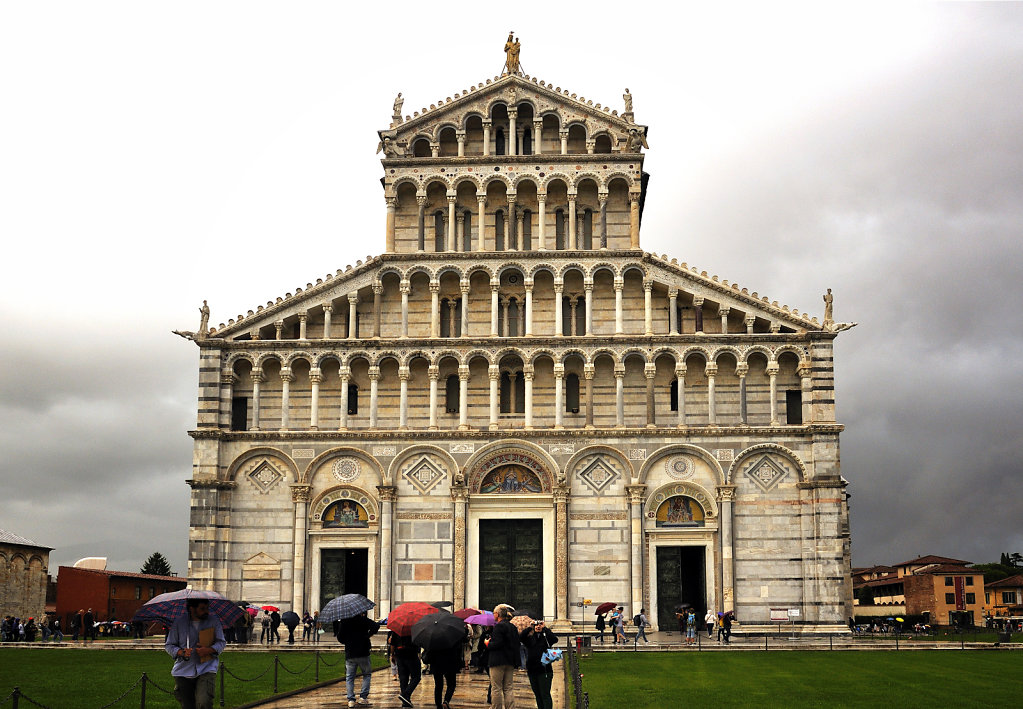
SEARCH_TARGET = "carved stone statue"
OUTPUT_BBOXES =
[454,469,465,486]
[376,136,404,158]
[198,300,210,339]
[623,88,633,114]
[625,127,649,152]
[504,32,521,74]
[823,288,834,325]
[392,92,403,119]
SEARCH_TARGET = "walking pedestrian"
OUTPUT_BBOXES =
[633,609,649,645]
[487,604,521,709]
[389,631,421,707]
[614,607,627,644]
[260,612,271,644]
[595,612,606,643]
[336,611,380,707]
[722,611,734,644]
[166,599,226,709]
[520,618,559,709]
[427,636,464,709]
[704,609,716,638]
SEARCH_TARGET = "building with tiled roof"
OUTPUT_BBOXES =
[984,574,1023,619]
[55,566,186,627]
[0,529,51,619]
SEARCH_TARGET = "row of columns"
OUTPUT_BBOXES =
[426,122,608,158]
[267,282,765,342]
[223,360,812,432]
[386,192,638,252]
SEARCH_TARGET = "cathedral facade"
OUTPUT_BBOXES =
[184,54,853,632]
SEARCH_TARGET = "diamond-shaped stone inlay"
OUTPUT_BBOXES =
[579,457,620,494]
[402,455,446,495]
[248,460,284,494]
[744,455,788,492]
[332,457,361,483]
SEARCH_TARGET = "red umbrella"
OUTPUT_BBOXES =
[454,607,481,620]
[386,602,442,636]
[594,602,616,615]
[261,605,281,612]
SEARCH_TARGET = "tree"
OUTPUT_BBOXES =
[1010,552,1023,568]
[141,552,172,576]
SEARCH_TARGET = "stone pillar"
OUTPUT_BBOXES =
[694,296,704,333]
[537,194,547,250]
[554,281,564,336]
[584,364,595,429]
[477,195,487,251]
[451,486,468,610]
[533,120,543,155]
[645,363,656,428]
[508,372,518,413]
[458,366,470,430]
[455,212,465,252]
[523,366,534,429]
[400,281,410,338]
[553,486,570,626]
[718,486,737,612]
[614,278,624,334]
[554,364,565,429]
[490,284,500,336]
[290,484,311,612]
[500,296,510,337]
[488,365,500,430]
[626,485,646,618]
[524,280,534,336]
[373,283,383,338]
[456,130,466,157]
[251,367,263,430]
[559,129,568,155]
[614,365,625,427]
[745,314,756,335]
[719,307,730,334]
[309,368,321,430]
[460,282,470,337]
[629,194,640,248]
[398,366,410,430]
[799,359,813,424]
[385,196,396,252]
[768,361,779,425]
[585,138,595,155]
[568,297,579,337]
[506,195,517,251]
[297,313,307,340]
[417,196,427,252]
[280,367,292,431]
[508,108,517,156]
[644,280,653,335]
[322,304,333,340]
[369,367,380,428]
[348,293,359,339]
[447,299,457,338]
[515,209,524,251]
[377,486,397,617]
[339,368,350,431]
[482,119,492,157]
[676,366,686,427]
[669,290,678,335]
[430,281,441,338]
[447,194,457,251]
[737,364,749,425]
[517,126,525,157]
[274,320,283,341]
[598,194,608,248]
[567,194,577,249]
[584,281,594,335]
[428,365,439,430]
[706,362,717,426]
[430,141,439,158]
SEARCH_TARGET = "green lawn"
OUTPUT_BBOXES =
[0,648,388,708]
[572,651,1022,708]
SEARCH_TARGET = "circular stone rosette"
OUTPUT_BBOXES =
[664,455,695,481]
[332,457,361,483]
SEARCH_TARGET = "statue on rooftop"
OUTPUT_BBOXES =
[623,88,633,114]
[504,32,521,74]
[392,93,404,121]
[198,300,210,339]
[823,288,834,325]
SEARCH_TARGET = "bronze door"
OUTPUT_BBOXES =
[319,548,368,609]
[479,519,543,615]
[656,546,706,629]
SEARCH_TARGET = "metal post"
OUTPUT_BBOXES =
[830,634,833,651]
[765,634,768,651]
[697,630,701,651]
[140,673,147,709]
[219,665,225,707]
[274,655,279,693]
[12,686,20,709]
[315,650,320,682]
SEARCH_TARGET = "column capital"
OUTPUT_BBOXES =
[613,277,624,291]
[553,486,570,504]
[347,292,359,304]
[309,369,322,383]
[630,192,641,205]
[455,212,465,224]
[508,107,518,119]
[719,306,731,316]
[766,362,780,375]
[458,365,470,380]
[716,485,738,502]
[450,485,470,502]
[524,278,534,290]
[614,365,625,379]
[398,366,410,380]
[322,303,334,313]
[251,367,264,383]
[553,363,565,377]
[644,362,657,378]
[428,364,439,379]
[523,368,534,381]
[598,192,609,206]
[429,281,440,293]
[553,280,564,292]
[460,280,470,294]
[377,485,398,503]
[280,368,294,382]
[491,283,501,293]
[704,362,717,376]
[373,282,384,295]
[507,192,517,205]
[488,365,500,381]
[400,282,411,295]
[583,281,593,292]
[297,313,307,322]
[477,193,487,204]
[416,195,428,207]
[693,296,704,307]
[455,129,466,139]
[368,366,381,380]
[339,365,351,379]
[643,279,653,292]
[674,365,687,378]
[290,484,312,503]
[385,195,397,208]
[744,314,756,325]
[447,193,457,204]
[668,288,678,299]
[798,358,813,377]
[567,193,577,203]
[559,129,569,139]
[482,118,492,127]
[735,363,749,377]
[583,364,595,379]
[625,484,647,505]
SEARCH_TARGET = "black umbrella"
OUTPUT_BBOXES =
[412,612,467,650]
[282,611,300,628]
[430,601,454,608]
[674,603,692,612]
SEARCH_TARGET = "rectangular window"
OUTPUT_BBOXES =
[965,576,974,586]
[1003,591,1018,605]
[944,576,954,586]
[231,397,248,431]
[135,586,141,599]
[965,593,975,604]
[945,593,955,604]
[785,390,802,424]
[149,587,155,599]
[111,587,116,596]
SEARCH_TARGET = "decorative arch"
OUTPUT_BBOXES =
[389,175,421,194]
[645,481,719,524]
[400,349,432,367]
[310,485,379,527]
[464,440,558,494]
[388,445,459,494]
[512,174,542,190]
[742,345,774,364]
[434,264,466,280]
[618,346,650,365]
[315,351,344,369]
[226,352,256,369]
[284,351,316,367]
[639,444,725,486]
[527,347,559,365]
[619,262,647,278]
[304,447,386,486]
[227,447,298,491]
[461,348,495,367]
[540,173,573,191]
[342,349,374,368]
[255,352,284,369]
[528,263,557,279]
[452,174,482,192]
[711,346,743,364]
[495,261,529,279]
[481,173,513,191]
[728,443,808,486]
[558,262,587,279]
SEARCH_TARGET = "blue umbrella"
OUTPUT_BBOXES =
[319,593,375,623]
[132,588,243,627]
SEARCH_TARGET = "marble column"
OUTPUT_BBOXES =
[508,109,517,156]
[339,368,350,431]
[506,196,517,251]
[368,367,380,428]
[398,366,410,430]
[430,282,441,338]
[451,486,469,610]
[523,366,534,429]
[373,283,383,338]
[768,362,779,425]
[626,485,646,618]
[322,304,333,340]
[377,486,397,617]
[400,281,410,338]
[668,290,678,335]
[598,194,608,249]
[417,196,427,252]
[719,307,730,334]
[488,366,500,430]
[477,195,486,251]
[490,285,500,336]
[559,129,568,155]
[676,366,686,428]
[737,364,749,425]
[554,486,570,625]
[745,315,756,335]
[456,212,465,252]
[706,362,717,426]
[251,367,263,430]
[718,486,737,612]
[644,280,653,335]
[309,368,321,430]
[385,196,396,252]
[447,194,457,251]
[567,195,577,249]
[554,282,564,336]
[280,368,292,430]
[614,278,624,334]
[629,194,640,248]
[694,296,704,333]
[554,364,565,429]
[458,366,470,430]
[537,194,547,250]
[274,320,283,341]
[645,363,656,428]
[533,120,543,155]
[614,366,625,427]
[524,281,533,336]
[290,484,311,612]
[584,281,593,335]
[298,313,307,340]
[428,365,439,430]
[456,130,465,157]
[348,293,359,339]
[460,282,470,337]
[482,119,492,157]
[584,364,595,429]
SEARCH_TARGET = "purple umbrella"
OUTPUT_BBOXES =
[132,589,244,627]
[464,612,496,627]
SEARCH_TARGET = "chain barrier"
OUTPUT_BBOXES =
[143,676,175,696]
[95,674,144,709]
[7,687,54,709]
[565,638,589,709]
[317,651,343,667]
[0,688,15,708]
[276,657,314,676]
[220,661,274,683]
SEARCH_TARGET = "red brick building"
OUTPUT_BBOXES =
[55,566,186,627]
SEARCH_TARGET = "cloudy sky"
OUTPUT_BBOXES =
[2,2,1021,578]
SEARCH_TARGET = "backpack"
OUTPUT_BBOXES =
[633,614,642,627]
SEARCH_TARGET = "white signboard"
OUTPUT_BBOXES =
[770,607,789,622]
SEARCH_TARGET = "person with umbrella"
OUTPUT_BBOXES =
[387,628,420,707]
[336,608,380,707]
[520,617,558,709]
[270,609,282,644]
[487,604,521,709]
[413,614,468,709]
[282,611,300,644]
[165,598,226,709]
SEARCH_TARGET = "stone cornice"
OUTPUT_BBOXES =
[381,153,643,169]
[187,478,237,490]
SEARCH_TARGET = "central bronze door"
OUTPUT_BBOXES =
[319,548,368,609]
[479,519,543,614]
[656,546,706,630]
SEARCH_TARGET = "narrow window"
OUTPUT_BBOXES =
[149,587,155,599]
[499,371,511,413]
[445,374,459,413]
[292,322,301,339]
[965,593,975,604]
[669,380,678,411]
[496,128,505,155]
[785,390,802,424]
[434,211,445,252]
[348,384,359,415]
[463,211,472,251]
[945,576,954,586]
[495,210,505,251]
[965,577,973,586]
[135,586,141,600]
[522,127,532,155]
[555,209,565,250]
[522,209,532,250]
[508,300,520,337]
[566,373,580,412]
[515,372,525,413]
[944,593,955,604]
[583,209,593,249]
[231,397,248,431]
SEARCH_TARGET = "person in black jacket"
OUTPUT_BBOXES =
[426,632,466,709]
[520,619,558,709]
[388,630,421,707]
[487,604,521,709]
[336,612,381,708]
[270,610,282,644]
